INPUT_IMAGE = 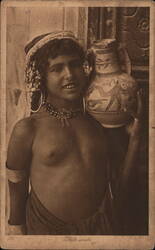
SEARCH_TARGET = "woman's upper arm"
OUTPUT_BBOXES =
[7,118,34,170]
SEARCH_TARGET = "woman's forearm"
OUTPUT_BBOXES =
[113,131,141,223]
[120,135,141,188]
[118,116,142,192]
[6,164,29,225]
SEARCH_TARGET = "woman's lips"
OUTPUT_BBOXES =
[63,82,77,89]
[65,84,76,89]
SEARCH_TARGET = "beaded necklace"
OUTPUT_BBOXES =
[43,102,84,127]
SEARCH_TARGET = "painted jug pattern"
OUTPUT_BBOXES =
[85,39,138,128]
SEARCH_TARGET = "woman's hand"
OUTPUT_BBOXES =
[125,89,143,138]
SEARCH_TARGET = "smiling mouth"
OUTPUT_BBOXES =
[63,82,77,89]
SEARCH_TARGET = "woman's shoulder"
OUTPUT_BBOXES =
[12,116,36,140]
[7,116,36,168]
[12,111,51,138]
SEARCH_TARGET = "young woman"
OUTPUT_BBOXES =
[6,31,142,235]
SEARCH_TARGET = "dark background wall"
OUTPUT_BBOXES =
[87,7,149,234]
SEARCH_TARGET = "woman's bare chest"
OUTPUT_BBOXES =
[32,117,107,166]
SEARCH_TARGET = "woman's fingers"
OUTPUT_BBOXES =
[137,89,143,118]
[123,88,143,120]
[124,88,143,136]
[123,106,136,119]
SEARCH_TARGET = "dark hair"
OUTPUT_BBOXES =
[32,39,85,86]
[28,38,86,110]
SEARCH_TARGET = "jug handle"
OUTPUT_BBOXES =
[118,43,132,75]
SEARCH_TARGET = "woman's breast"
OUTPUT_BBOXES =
[31,128,76,166]
[31,123,107,167]
[29,124,108,222]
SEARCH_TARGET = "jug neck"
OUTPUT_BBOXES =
[95,50,121,74]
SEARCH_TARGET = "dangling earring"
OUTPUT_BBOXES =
[25,60,44,113]
[83,60,92,76]
[25,60,41,92]
[30,90,44,113]
[83,97,86,114]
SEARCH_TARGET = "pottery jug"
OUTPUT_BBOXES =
[85,39,138,128]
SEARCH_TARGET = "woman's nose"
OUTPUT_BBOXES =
[64,66,72,78]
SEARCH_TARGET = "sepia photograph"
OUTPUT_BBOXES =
[0,0,155,249]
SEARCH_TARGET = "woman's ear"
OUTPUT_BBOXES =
[83,49,96,82]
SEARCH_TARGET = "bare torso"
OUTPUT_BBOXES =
[30,112,108,223]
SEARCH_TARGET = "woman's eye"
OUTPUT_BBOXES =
[50,65,62,72]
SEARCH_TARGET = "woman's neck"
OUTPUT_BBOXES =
[46,96,83,110]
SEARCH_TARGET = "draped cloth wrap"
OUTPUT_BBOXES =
[26,187,115,235]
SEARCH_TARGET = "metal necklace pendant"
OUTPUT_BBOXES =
[43,102,83,127]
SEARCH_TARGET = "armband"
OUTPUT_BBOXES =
[6,167,28,183]
[8,223,27,235]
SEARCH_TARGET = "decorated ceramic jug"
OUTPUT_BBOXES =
[85,39,138,128]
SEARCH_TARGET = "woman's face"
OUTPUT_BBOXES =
[45,54,87,103]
